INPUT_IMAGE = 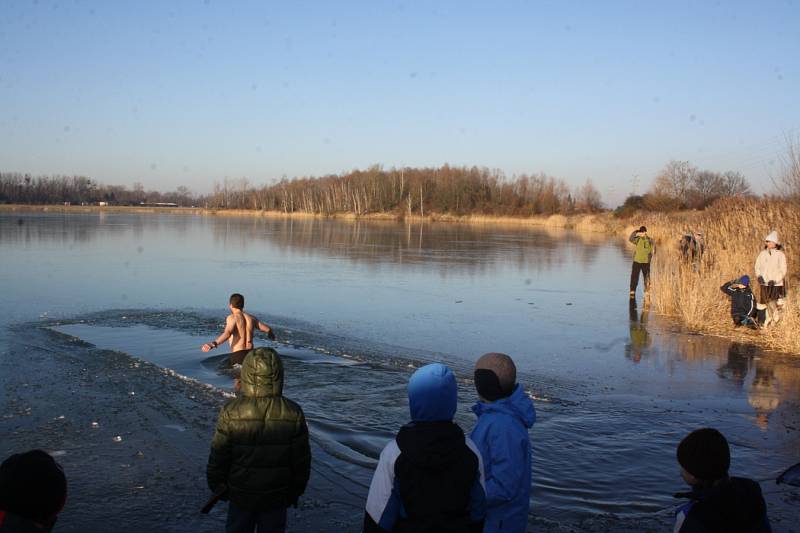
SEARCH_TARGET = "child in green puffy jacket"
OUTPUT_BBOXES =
[207,347,310,533]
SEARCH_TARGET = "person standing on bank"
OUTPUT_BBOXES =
[629,226,656,298]
[754,231,787,326]
[207,347,311,533]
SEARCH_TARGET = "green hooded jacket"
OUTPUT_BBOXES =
[207,347,311,511]
[629,231,655,264]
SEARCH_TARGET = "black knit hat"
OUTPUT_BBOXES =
[0,450,67,523]
[639,226,647,232]
[677,428,730,481]
[474,353,517,401]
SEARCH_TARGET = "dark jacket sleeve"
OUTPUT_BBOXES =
[207,407,233,494]
[290,410,311,504]
[721,280,735,294]
[364,511,392,533]
[628,231,639,244]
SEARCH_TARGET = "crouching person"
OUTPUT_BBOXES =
[721,276,757,328]
[674,428,771,533]
[471,353,536,533]
[364,363,486,532]
[207,347,311,533]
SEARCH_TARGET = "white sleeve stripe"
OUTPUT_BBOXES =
[365,439,401,523]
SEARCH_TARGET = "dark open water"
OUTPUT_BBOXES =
[1,211,798,531]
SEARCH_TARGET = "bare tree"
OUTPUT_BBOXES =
[719,171,751,198]
[576,179,603,212]
[688,170,724,208]
[651,160,697,206]
[774,133,800,199]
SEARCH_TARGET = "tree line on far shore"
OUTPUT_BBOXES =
[205,165,603,216]
[2,136,798,217]
[0,173,196,207]
[0,166,604,216]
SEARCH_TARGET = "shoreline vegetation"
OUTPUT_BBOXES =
[3,198,798,354]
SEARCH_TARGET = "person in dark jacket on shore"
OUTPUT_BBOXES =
[470,353,535,533]
[721,276,757,328]
[207,347,310,533]
[674,428,771,533]
[364,363,486,533]
[0,450,67,533]
[629,226,656,297]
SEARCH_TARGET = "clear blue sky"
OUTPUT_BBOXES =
[1,0,798,205]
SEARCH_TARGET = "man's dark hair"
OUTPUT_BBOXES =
[229,293,245,309]
[0,449,67,524]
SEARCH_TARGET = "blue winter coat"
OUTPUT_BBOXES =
[470,384,536,532]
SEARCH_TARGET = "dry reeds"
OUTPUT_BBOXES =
[629,198,800,353]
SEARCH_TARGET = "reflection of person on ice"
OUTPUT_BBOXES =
[754,231,787,327]
[626,298,650,362]
[629,226,655,298]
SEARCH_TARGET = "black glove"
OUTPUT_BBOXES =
[757,276,765,285]
[267,330,276,341]
[768,280,775,287]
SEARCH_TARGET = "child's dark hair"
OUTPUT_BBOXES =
[0,449,67,524]
[677,428,730,483]
[229,293,245,309]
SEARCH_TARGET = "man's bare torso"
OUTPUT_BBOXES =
[227,311,258,352]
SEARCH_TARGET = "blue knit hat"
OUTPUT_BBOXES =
[739,275,750,286]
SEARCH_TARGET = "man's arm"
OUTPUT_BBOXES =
[256,318,276,340]
[628,230,639,244]
[201,316,235,352]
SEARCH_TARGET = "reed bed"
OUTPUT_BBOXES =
[625,198,800,353]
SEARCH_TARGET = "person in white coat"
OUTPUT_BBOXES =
[754,230,787,325]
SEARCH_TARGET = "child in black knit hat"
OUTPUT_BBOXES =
[0,449,67,532]
[674,428,771,533]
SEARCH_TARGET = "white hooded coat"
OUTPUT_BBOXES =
[755,232,787,286]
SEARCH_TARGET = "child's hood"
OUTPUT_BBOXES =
[473,384,536,428]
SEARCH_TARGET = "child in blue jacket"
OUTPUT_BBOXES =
[470,353,536,532]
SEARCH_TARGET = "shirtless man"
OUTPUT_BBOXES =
[201,293,276,366]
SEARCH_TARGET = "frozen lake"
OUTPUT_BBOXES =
[1,211,798,531]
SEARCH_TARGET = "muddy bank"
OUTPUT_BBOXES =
[0,326,360,533]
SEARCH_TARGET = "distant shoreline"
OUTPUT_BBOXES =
[0,203,618,232]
